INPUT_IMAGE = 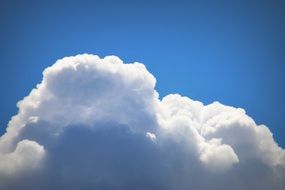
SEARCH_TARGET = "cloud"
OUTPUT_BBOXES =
[0,139,45,175]
[0,54,284,189]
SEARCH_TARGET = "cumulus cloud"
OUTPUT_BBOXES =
[0,54,284,190]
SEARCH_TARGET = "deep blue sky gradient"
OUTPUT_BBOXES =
[0,0,284,147]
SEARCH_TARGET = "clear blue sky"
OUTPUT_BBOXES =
[0,0,284,147]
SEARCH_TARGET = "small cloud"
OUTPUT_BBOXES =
[146,132,157,142]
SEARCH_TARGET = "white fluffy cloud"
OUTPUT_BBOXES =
[0,54,284,189]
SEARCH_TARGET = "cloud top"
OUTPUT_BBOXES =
[0,54,284,190]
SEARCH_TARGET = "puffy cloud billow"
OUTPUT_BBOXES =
[0,54,284,190]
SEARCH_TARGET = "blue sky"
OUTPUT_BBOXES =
[0,0,284,147]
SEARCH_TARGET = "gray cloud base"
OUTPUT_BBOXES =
[0,54,284,189]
